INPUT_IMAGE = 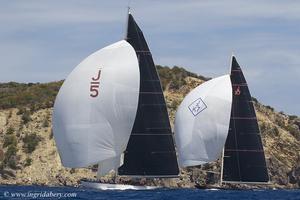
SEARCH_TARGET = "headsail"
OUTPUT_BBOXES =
[53,40,140,173]
[118,13,179,177]
[222,56,269,183]
[174,75,232,167]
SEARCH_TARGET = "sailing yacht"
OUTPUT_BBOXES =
[52,11,178,190]
[174,55,269,188]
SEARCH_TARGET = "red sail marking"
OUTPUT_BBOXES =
[90,69,101,97]
[92,70,101,81]
[234,86,241,96]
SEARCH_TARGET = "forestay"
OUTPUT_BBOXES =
[53,40,140,173]
[175,75,232,167]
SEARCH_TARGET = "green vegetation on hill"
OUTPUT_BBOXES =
[0,66,208,108]
[23,133,41,154]
[1,127,18,170]
[0,81,63,111]
[157,65,210,90]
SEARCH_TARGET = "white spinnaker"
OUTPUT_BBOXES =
[174,75,232,167]
[53,40,140,171]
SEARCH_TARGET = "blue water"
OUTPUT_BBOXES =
[0,186,299,200]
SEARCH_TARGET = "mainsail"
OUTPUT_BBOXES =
[221,56,269,183]
[53,40,140,174]
[174,75,232,167]
[118,13,179,176]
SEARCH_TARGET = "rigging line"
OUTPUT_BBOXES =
[200,169,221,175]
[146,127,172,130]
[231,117,257,120]
[131,134,173,136]
[225,149,265,152]
[140,92,162,94]
[142,80,160,82]
[135,50,151,53]
[232,83,248,86]
[151,151,177,154]
[231,69,242,72]
[141,103,166,106]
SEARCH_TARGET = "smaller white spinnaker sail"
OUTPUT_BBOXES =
[53,40,140,174]
[174,75,232,167]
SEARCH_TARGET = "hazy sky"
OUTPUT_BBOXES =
[0,1,299,115]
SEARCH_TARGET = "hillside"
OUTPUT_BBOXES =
[0,66,299,188]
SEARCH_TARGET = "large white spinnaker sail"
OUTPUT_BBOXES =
[53,40,140,174]
[174,75,232,167]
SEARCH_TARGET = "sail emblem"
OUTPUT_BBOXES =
[188,97,207,116]
[90,69,101,98]
[234,86,241,96]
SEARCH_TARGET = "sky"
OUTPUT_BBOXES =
[0,0,299,115]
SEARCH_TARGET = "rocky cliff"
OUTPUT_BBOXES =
[0,66,299,188]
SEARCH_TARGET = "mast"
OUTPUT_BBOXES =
[219,148,225,185]
[220,55,233,186]
[222,55,269,183]
[124,7,130,39]
[118,13,179,177]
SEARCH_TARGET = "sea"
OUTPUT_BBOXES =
[0,186,299,200]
